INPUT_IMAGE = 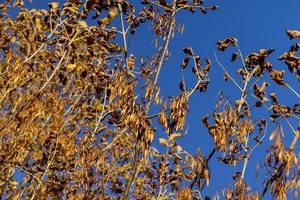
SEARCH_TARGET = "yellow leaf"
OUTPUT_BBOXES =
[176,145,182,152]
[109,7,118,19]
[170,133,181,141]
[269,126,278,141]
[49,2,59,10]
[11,37,16,43]
[10,180,18,189]
[159,138,168,147]
[94,102,104,111]
[78,21,88,29]
[66,63,76,71]
[204,169,210,186]
[35,18,42,31]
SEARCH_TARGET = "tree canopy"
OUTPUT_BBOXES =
[0,0,299,199]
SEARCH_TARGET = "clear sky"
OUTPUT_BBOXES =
[13,0,300,198]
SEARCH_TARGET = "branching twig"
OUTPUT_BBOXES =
[214,51,243,92]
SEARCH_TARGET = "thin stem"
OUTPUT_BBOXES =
[187,48,203,98]
[285,82,300,99]
[154,6,176,85]
[118,4,128,66]
[214,51,243,92]
[236,44,248,73]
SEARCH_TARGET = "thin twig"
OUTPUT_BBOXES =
[236,44,248,73]
[118,3,128,67]
[214,51,243,92]
[284,82,300,99]
[187,48,203,98]
[154,5,176,85]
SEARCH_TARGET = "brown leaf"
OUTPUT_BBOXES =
[269,93,279,104]
[217,37,238,51]
[176,187,191,200]
[181,57,190,69]
[286,29,300,39]
[270,69,285,85]
[182,47,194,56]
[202,115,210,128]
[231,53,238,62]
[203,58,211,76]
[206,5,219,11]
[293,104,300,114]
[223,72,229,81]
[179,80,186,91]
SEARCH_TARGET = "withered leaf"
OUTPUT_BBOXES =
[206,6,219,11]
[78,21,88,29]
[286,29,300,39]
[223,72,229,81]
[182,47,194,56]
[269,93,279,104]
[199,6,207,14]
[159,138,168,146]
[231,53,238,62]
[270,69,285,85]
[181,57,190,69]
[217,37,238,51]
[293,104,300,114]
[179,80,186,91]
[203,58,211,76]
[201,115,210,128]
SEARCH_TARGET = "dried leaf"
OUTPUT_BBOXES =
[170,133,182,141]
[182,47,193,56]
[286,29,300,39]
[269,126,279,141]
[231,53,238,62]
[78,21,88,29]
[159,138,168,146]
[217,37,238,51]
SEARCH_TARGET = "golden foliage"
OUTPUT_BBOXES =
[0,1,298,200]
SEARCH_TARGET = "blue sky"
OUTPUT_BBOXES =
[13,0,300,198]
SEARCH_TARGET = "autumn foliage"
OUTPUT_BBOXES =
[0,0,299,199]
